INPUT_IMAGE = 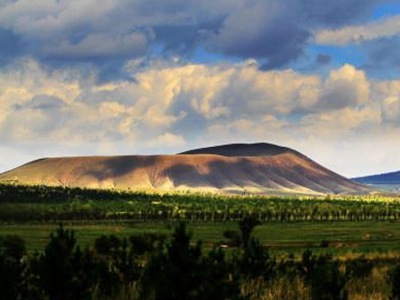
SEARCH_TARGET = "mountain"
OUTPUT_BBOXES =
[180,143,290,157]
[353,171,400,192]
[0,143,370,195]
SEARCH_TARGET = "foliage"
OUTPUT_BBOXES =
[140,222,241,300]
[0,235,26,300]
[0,221,399,299]
[32,224,97,300]
[345,256,374,279]
[309,255,348,300]
[389,264,400,300]
[1,182,400,223]
[0,182,400,299]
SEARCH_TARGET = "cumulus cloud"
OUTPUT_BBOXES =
[1,58,399,176]
[382,96,400,122]
[374,80,400,124]
[318,64,370,110]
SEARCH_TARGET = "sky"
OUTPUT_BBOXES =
[1,0,400,178]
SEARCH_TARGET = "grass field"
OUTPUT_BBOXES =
[1,183,400,258]
[2,221,400,258]
[2,184,400,299]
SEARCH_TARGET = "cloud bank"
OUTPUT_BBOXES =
[315,14,400,45]
[0,58,399,177]
[0,0,388,73]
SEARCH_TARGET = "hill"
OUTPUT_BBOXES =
[0,143,369,195]
[180,143,291,156]
[353,171,400,192]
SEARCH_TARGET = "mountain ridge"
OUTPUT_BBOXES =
[353,170,400,184]
[0,143,370,195]
[180,143,292,157]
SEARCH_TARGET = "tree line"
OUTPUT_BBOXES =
[1,183,400,223]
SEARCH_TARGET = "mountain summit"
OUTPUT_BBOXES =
[0,143,369,195]
[180,143,291,157]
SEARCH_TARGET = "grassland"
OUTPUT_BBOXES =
[1,182,400,256]
[2,221,400,258]
[1,183,400,299]
[0,183,400,253]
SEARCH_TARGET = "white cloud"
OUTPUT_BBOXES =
[146,133,186,148]
[315,14,400,45]
[382,96,400,122]
[318,64,370,110]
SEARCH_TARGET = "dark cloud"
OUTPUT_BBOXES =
[0,0,389,74]
[44,33,148,60]
[206,1,310,68]
[299,0,385,27]
[152,18,224,58]
[25,95,66,110]
[364,36,400,67]
[0,28,25,66]
[204,0,384,69]
[319,82,359,110]
[316,54,331,64]
[153,24,202,57]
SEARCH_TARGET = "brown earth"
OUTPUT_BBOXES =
[0,143,370,195]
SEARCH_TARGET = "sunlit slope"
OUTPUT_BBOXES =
[0,143,369,195]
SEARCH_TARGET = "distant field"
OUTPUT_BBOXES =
[2,183,400,258]
[2,221,400,258]
[367,183,400,192]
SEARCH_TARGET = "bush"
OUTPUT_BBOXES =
[389,264,400,300]
[310,255,347,300]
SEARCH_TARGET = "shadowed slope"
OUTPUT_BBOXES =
[0,143,370,195]
[353,171,400,185]
[180,143,291,157]
[353,170,400,192]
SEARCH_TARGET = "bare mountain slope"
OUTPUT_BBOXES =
[0,143,370,195]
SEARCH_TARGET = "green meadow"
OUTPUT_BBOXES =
[1,183,400,257]
[1,221,400,257]
[2,183,400,299]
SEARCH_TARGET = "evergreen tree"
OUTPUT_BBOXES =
[140,222,241,300]
[34,224,97,300]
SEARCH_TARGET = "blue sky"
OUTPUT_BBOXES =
[0,0,400,177]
